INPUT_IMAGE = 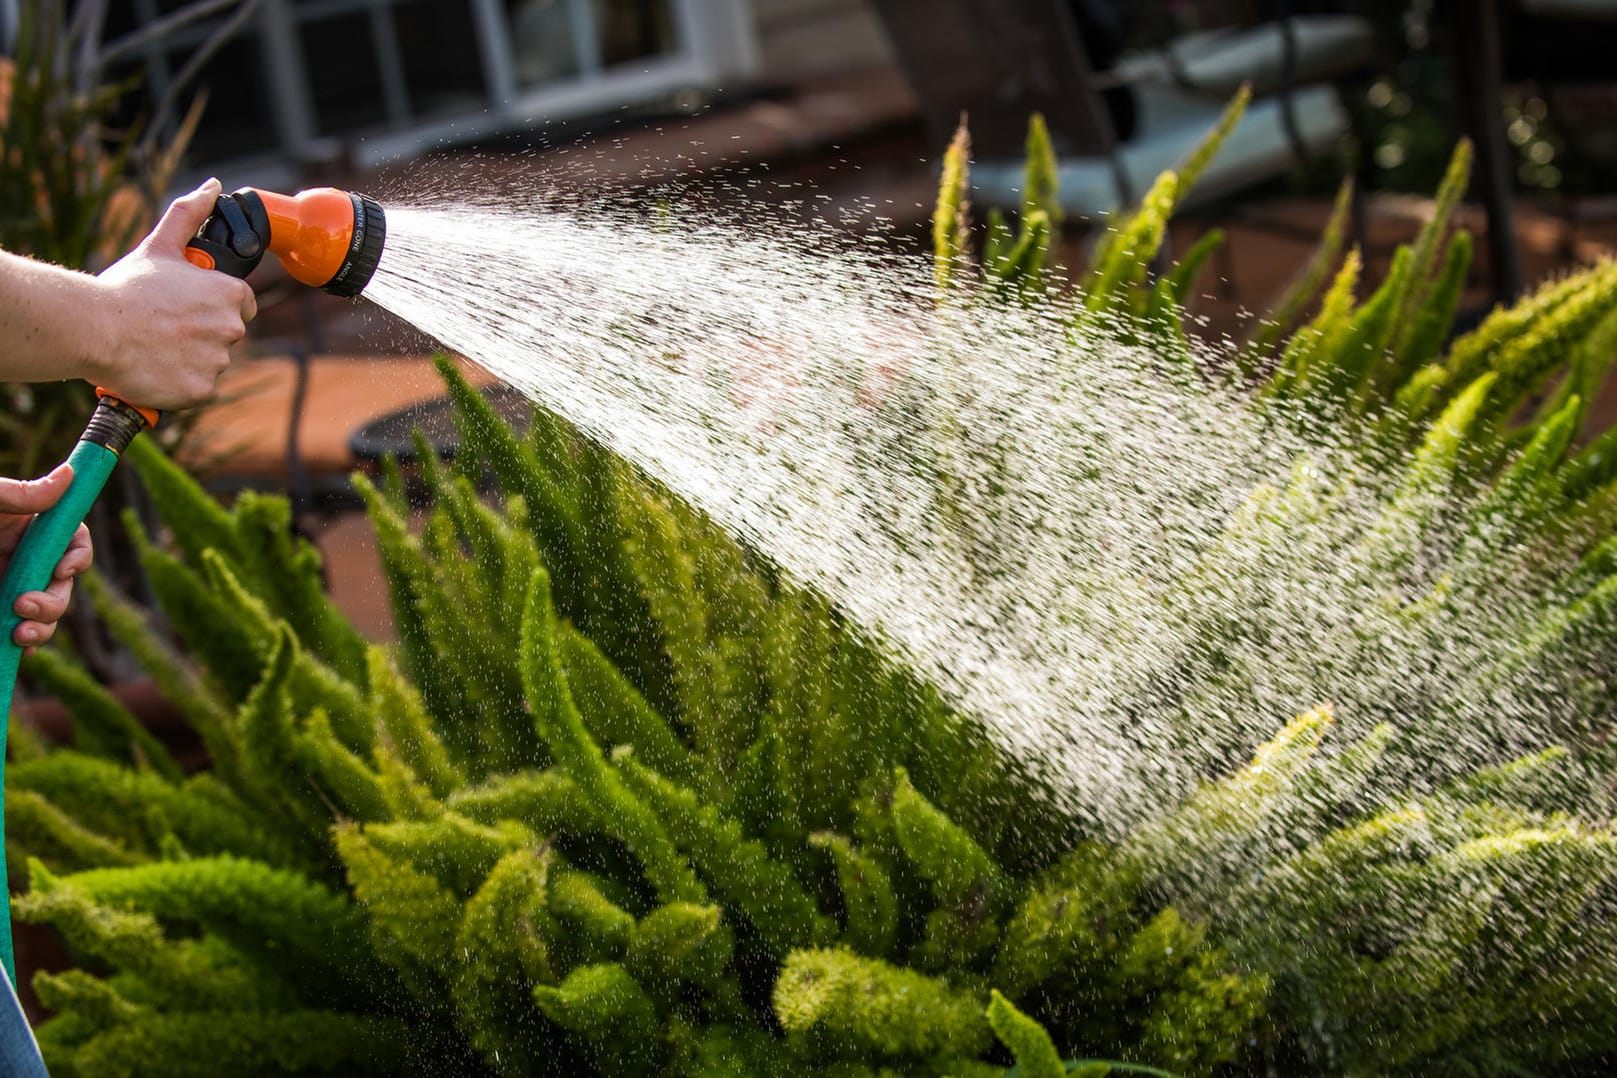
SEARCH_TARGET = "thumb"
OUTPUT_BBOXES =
[0,463,74,516]
[146,177,224,253]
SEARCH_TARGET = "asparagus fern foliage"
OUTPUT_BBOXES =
[10,103,1617,1077]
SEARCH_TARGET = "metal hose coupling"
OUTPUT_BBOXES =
[83,396,157,455]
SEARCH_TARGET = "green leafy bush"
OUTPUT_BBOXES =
[11,103,1617,1076]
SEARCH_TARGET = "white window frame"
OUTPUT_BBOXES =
[164,0,760,180]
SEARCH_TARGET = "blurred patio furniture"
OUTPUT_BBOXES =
[869,0,1374,221]
[349,383,534,473]
[1452,0,1617,304]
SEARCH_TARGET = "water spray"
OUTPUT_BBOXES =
[0,188,387,992]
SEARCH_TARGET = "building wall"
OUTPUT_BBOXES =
[749,0,895,80]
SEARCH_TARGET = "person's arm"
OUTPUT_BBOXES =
[0,178,256,649]
[0,248,115,384]
[0,177,257,410]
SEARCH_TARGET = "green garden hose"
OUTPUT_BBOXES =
[0,398,152,984]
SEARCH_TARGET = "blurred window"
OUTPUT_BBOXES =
[103,0,753,174]
[506,0,679,87]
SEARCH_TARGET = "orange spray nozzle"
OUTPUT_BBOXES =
[186,186,387,296]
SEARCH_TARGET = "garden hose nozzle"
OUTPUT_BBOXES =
[88,187,388,428]
[185,186,388,297]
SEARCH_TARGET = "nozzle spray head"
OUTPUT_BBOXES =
[187,187,386,296]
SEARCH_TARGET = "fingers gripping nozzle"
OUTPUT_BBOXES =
[186,187,386,297]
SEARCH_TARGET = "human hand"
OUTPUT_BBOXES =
[87,177,258,410]
[1,464,93,656]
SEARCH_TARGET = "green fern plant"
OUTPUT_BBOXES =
[10,101,1617,1077]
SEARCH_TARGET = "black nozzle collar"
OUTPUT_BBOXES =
[324,193,386,297]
